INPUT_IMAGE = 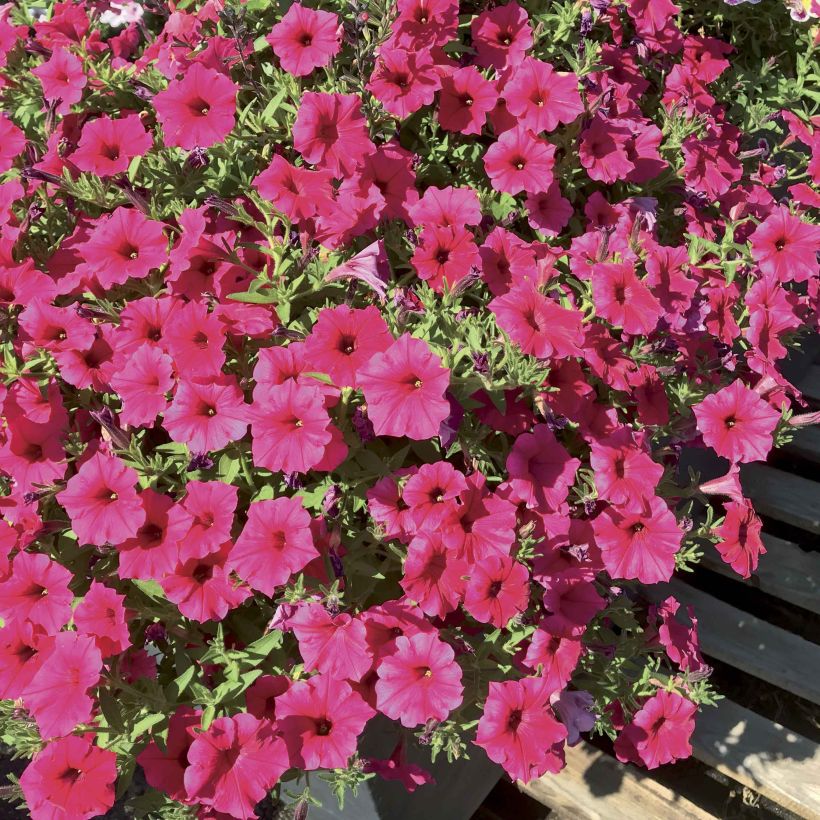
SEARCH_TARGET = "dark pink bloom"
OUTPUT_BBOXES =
[614,691,697,770]
[438,67,497,135]
[80,207,167,288]
[109,343,174,427]
[589,427,664,511]
[24,632,102,739]
[593,496,681,583]
[184,713,289,819]
[357,334,451,440]
[363,739,435,792]
[693,379,780,463]
[541,574,606,637]
[116,489,190,580]
[749,206,820,284]
[153,63,237,149]
[179,480,238,561]
[0,551,72,633]
[375,632,463,727]
[522,626,583,693]
[304,305,393,388]
[490,283,583,359]
[293,92,375,176]
[506,424,580,511]
[21,735,116,820]
[411,225,481,292]
[484,127,556,194]
[267,3,341,77]
[163,375,250,453]
[162,542,251,622]
[401,531,468,618]
[57,452,145,547]
[32,47,86,114]
[713,499,767,578]
[291,603,373,681]
[368,47,441,119]
[475,677,567,783]
[253,154,333,222]
[277,674,375,769]
[592,262,662,336]
[73,582,130,657]
[137,706,201,802]
[251,380,332,473]
[471,2,533,70]
[464,555,530,627]
[229,496,317,595]
[71,114,152,176]
[503,58,582,133]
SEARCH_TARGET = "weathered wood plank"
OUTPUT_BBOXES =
[660,579,820,705]
[741,464,820,535]
[800,364,820,403]
[519,742,713,820]
[783,425,820,465]
[693,698,820,820]
[699,533,820,616]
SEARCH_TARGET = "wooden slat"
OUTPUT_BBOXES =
[662,579,820,705]
[693,698,820,820]
[741,464,820,535]
[800,364,820,403]
[699,533,820,616]
[784,425,820,464]
[520,742,713,820]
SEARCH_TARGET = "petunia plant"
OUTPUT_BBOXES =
[0,0,818,818]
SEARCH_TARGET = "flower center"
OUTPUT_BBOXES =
[315,718,333,736]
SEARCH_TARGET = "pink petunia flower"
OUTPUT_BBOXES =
[367,47,441,119]
[593,496,681,583]
[109,343,174,427]
[401,531,468,618]
[0,551,72,633]
[163,375,251,453]
[179,480,238,561]
[70,114,152,176]
[749,205,820,284]
[713,499,767,578]
[80,207,167,289]
[184,713,289,818]
[304,305,393,388]
[357,334,451,440]
[73,582,131,657]
[137,706,201,802]
[21,735,117,820]
[475,677,568,783]
[290,603,374,681]
[251,380,333,474]
[506,424,580,511]
[375,632,464,727]
[32,47,86,114]
[502,58,583,133]
[522,625,583,693]
[438,67,497,135]
[267,3,341,77]
[614,690,697,770]
[484,127,556,195]
[228,496,317,596]
[57,452,145,547]
[471,2,533,70]
[153,63,237,150]
[693,379,780,463]
[464,555,530,627]
[293,91,375,176]
[490,283,584,359]
[24,632,102,739]
[277,674,375,769]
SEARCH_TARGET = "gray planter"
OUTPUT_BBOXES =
[286,716,501,820]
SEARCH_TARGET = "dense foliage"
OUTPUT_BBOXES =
[0,0,818,817]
